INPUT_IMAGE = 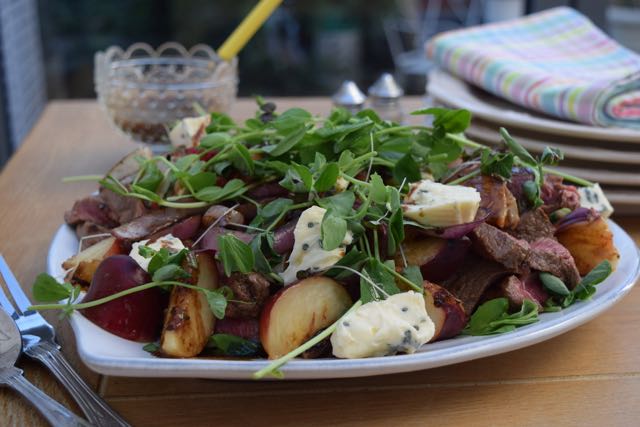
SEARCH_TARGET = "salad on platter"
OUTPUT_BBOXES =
[30,100,620,378]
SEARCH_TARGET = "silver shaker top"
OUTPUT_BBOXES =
[368,73,404,99]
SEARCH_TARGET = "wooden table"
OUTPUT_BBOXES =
[1,99,639,427]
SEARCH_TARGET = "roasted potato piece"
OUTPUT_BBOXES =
[423,281,467,342]
[62,236,122,284]
[556,217,620,275]
[160,252,218,357]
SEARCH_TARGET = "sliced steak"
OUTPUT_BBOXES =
[99,188,148,225]
[223,272,271,318]
[541,175,580,213]
[470,223,529,273]
[442,255,511,314]
[64,195,118,228]
[111,208,204,242]
[465,175,520,229]
[498,274,547,311]
[510,208,555,242]
[75,222,112,247]
[528,238,581,288]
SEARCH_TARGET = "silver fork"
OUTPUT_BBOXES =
[0,254,130,427]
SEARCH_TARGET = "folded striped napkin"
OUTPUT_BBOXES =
[426,7,640,129]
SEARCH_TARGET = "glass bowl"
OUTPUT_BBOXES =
[95,42,237,150]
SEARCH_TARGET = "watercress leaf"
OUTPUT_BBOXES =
[328,107,352,125]
[369,173,387,204]
[167,248,188,266]
[393,154,421,184]
[32,274,73,303]
[523,180,543,208]
[130,184,162,203]
[480,151,514,180]
[573,260,612,300]
[539,272,570,296]
[314,120,372,140]
[279,164,312,193]
[412,107,471,133]
[250,235,273,274]
[271,108,312,133]
[359,269,376,304]
[136,162,163,192]
[200,132,231,149]
[152,264,190,282]
[317,191,355,217]
[207,333,261,356]
[268,124,308,157]
[402,265,423,290]
[369,259,401,297]
[540,146,564,166]
[174,154,201,171]
[356,108,385,125]
[389,208,405,246]
[99,175,127,196]
[187,172,217,192]
[325,249,368,280]
[137,245,156,259]
[321,211,348,251]
[142,342,160,353]
[500,127,537,167]
[204,289,228,320]
[386,186,401,212]
[195,179,246,203]
[261,198,293,219]
[217,234,255,276]
[314,162,340,192]
[262,160,290,175]
[148,248,170,274]
[465,298,509,335]
[231,143,255,175]
[207,112,236,133]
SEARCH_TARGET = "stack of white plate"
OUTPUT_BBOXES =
[426,69,640,215]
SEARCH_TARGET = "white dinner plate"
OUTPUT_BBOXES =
[47,222,639,380]
[427,69,640,143]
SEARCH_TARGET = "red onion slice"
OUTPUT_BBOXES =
[555,207,599,233]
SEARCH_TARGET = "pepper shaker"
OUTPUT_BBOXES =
[368,73,404,123]
[332,81,366,114]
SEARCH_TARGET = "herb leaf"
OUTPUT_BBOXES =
[207,334,261,357]
[33,274,73,303]
[321,211,348,251]
[539,273,570,296]
[464,298,539,336]
[217,234,255,276]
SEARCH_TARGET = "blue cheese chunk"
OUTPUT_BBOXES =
[129,234,186,272]
[279,206,353,285]
[578,184,613,219]
[402,180,481,227]
[169,115,211,148]
[331,291,435,359]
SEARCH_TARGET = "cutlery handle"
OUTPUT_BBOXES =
[1,366,91,427]
[27,342,130,427]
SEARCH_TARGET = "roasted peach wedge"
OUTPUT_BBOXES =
[260,276,352,359]
[160,252,219,358]
[62,236,123,285]
[423,281,467,342]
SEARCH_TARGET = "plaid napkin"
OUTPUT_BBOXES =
[426,7,640,129]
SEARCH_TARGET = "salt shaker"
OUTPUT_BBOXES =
[332,81,366,114]
[368,73,404,123]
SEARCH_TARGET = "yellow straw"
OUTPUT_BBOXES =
[217,0,283,61]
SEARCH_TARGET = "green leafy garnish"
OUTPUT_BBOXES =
[207,334,261,357]
[217,234,255,276]
[464,298,539,336]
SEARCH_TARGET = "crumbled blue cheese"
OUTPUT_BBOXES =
[129,234,186,272]
[402,180,480,227]
[578,184,613,219]
[168,115,211,148]
[279,206,353,285]
[331,291,434,358]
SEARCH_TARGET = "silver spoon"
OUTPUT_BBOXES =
[0,309,91,426]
